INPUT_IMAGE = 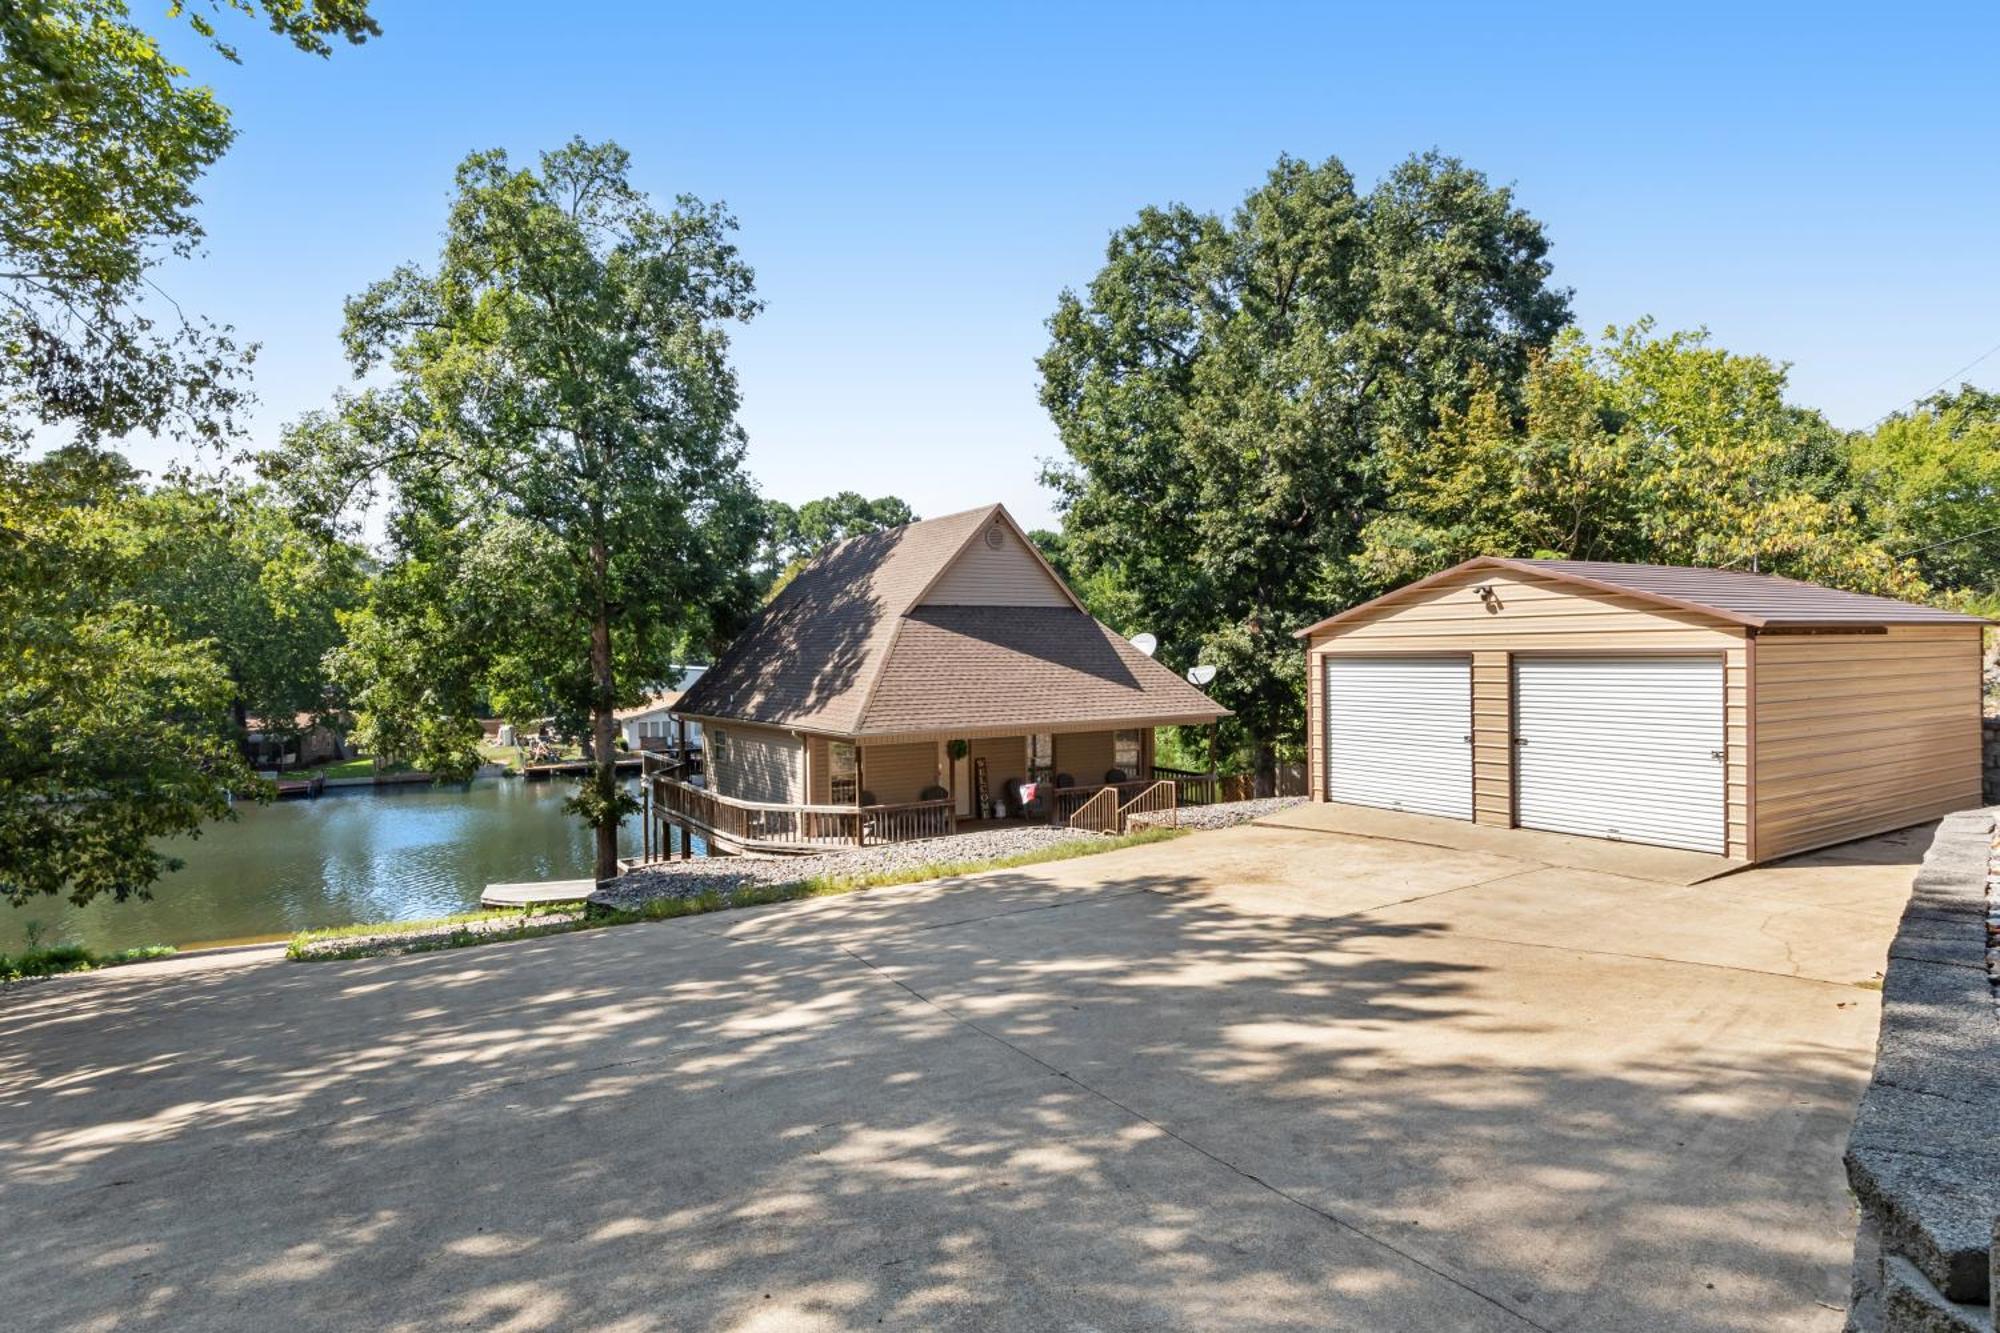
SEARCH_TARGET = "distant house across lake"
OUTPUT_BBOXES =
[617,666,707,752]
[243,713,350,771]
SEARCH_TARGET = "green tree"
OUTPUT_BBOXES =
[1848,386,2000,610]
[0,1,375,908]
[0,447,259,906]
[137,478,367,750]
[1040,152,1571,788]
[1,0,376,448]
[1028,525,1140,631]
[270,139,765,882]
[758,491,916,594]
[1357,324,1920,596]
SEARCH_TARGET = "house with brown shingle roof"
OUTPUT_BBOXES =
[657,504,1227,852]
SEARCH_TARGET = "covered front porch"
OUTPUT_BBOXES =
[641,726,1221,857]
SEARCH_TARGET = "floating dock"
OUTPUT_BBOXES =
[480,878,596,908]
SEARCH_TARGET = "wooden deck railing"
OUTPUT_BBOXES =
[651,770,859,851]
[863,798,955,845]
[1117,779,1178,830]
[1050,778,1153,823]
[643,754,955,853]
[1066,786,1121,834]
[1152,766,1219,806]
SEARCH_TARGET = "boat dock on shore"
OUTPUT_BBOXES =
[521,756,644,781]
[480,878,596,908]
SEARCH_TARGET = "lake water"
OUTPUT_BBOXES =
[0,777,688,955]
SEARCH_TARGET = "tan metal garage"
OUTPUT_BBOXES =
[1299,558,1991,863]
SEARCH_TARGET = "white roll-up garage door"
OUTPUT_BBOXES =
[1514,656,1725,853]
[1323,657,1472,820]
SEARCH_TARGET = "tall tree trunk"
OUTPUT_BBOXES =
[590,538,619,884]
[1253,739,1276,798]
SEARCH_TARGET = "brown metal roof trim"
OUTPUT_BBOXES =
[1296,556,1993,638]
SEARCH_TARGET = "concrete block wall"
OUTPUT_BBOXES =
[1842,807,1999,1333]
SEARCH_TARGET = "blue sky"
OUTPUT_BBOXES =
[133,1,2000,532]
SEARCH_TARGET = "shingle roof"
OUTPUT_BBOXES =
[859,606,1226,737]
[674,504,1228,736]
[1297,555,1993,637]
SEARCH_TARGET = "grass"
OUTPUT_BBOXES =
[0,943,177,984]
[307,756,382,780]
[476,741,523,772]
[287,825,1190,963]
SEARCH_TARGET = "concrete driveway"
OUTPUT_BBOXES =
[0,817,1931,1331]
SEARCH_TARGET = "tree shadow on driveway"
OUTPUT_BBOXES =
[0,859,1879,1331]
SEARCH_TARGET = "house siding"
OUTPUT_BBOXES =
[1750,625,1985,860]
[1304,566,1751,860]
[806,734,831,804]
[708,722,804,804]
[860,741,939,805]
[920,521,1071,607]
[1054,730,1117,784]
[969,734,1026,810]
[1470,650,1512,827]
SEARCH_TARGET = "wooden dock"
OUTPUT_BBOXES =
[521,756,644,782]
[480,878,596,908]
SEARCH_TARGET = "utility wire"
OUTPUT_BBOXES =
[1896,519,2000,559]
[1867,334,2000,428]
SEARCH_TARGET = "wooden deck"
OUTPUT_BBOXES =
[639,753,1202,857]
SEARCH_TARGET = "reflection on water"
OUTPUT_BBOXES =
[0,777,673,955]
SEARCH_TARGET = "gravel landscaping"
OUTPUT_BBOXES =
[1131,794,1306,832]
[594,796,1303,913]
[592,824,1099,912]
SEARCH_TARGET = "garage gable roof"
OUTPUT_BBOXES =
[1296,556,1993,637]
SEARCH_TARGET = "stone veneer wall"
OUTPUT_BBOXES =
[1983,718,1999,804]
[1842,806,1998,1333]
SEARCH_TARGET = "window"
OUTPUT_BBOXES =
[830,741,858,805]
[1028,732,1054,783]
[1114,730,1142,772]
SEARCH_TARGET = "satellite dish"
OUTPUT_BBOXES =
[1187,664,1217,687]
[1128,633,1158,658]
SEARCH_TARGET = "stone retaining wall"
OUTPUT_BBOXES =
[1843,806,1999,1332]
[1983,718,1999,804]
